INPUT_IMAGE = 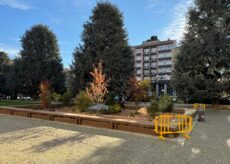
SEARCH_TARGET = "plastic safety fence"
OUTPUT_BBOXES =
[193,103,206,110]
[154,114,193,140]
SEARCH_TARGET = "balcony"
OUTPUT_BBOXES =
[158,72,172,75]
[144,53,150,56]
[158,49,172,53]
[143,60,150,63]
[135,59,142,62]
[150,58,156,61]
[158,64,172,68]
[158,57,172,60]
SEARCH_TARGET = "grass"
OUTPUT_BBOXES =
[0,100,40,106]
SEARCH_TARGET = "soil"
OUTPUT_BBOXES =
[53,106,152,123]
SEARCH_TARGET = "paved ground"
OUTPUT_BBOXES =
[0,109,230,164]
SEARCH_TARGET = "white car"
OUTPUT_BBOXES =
[17,96,32,100]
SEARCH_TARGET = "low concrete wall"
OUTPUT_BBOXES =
[0,107,155,136]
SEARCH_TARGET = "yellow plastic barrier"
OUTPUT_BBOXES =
[154,114,193,140]
[193,103,206,110]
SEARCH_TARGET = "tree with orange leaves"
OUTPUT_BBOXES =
[127,75,145,102]
[86,61,108,104]
[39,81,51,109]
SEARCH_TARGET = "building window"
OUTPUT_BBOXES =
[158,60,172,66]
[136,70,142,74]
[158,44,175,51]
[151,48,157,53]
[136,49,142,53]
[144,56,149,61]
[150,55,156,60]
[158,52,171,59]
[135,63,142,67]
[144,48,150,54]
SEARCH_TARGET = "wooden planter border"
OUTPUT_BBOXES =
[0,107,155,136]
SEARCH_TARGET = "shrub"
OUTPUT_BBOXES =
[148,94,174,117]
[75,91,93,112]
[138,79,151,102]
[129,111,139,117]
[61,90,72,105]
[104,91,117,105]
[109,103,122,113]
[99,103,122,114]
[158,94,174,113]
[148,98,159,117]
[52,92,62,102]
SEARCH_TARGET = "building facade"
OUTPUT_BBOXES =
[132,36,177,96]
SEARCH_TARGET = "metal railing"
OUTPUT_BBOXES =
[154,114,193,140]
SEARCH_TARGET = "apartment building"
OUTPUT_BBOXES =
[132,36,177,96]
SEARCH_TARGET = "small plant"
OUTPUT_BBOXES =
[104,91,117,105]
[39,81,51,109]
[148,98,159,119]
[52,92,61,102]
[75,91,93,112]
[109,103,122,113]
[61,90,72,105]
[129,111,139,117]
[138,79,151,103]
[148,94,174,118]
[127,76,143,102]
[99,103,121,114]
[158,94,174,113]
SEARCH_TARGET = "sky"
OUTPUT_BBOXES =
[0,0,193,68]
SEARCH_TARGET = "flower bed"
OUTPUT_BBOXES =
[0,105,197,137]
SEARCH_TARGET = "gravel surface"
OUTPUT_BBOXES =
[0,109,230,164]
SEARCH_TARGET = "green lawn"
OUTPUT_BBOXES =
[0,100,40,106]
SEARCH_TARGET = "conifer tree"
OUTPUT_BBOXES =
[172,0,230,102]
[20,24,65,97]
[71,2,134,95]
[0,51,10,95]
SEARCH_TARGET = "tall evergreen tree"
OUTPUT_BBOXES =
[71,46,93,95]
[20,24,65,97]
[0,51,10,95]
[71,2,134,95]
[5,58,25,98]
[172,0,230,102]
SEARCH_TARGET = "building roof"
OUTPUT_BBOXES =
[132,39,176,49]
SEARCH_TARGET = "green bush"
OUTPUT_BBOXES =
[61,90,72,105]
[109,103,122,113]
[100,103,122,114]
[104,91,117,105]
[158,94,174,113]
[148,94,174,117]
[129,111,139,117]
[75,91,93,112]
[148,98,159,117]
[52,92,62,102]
